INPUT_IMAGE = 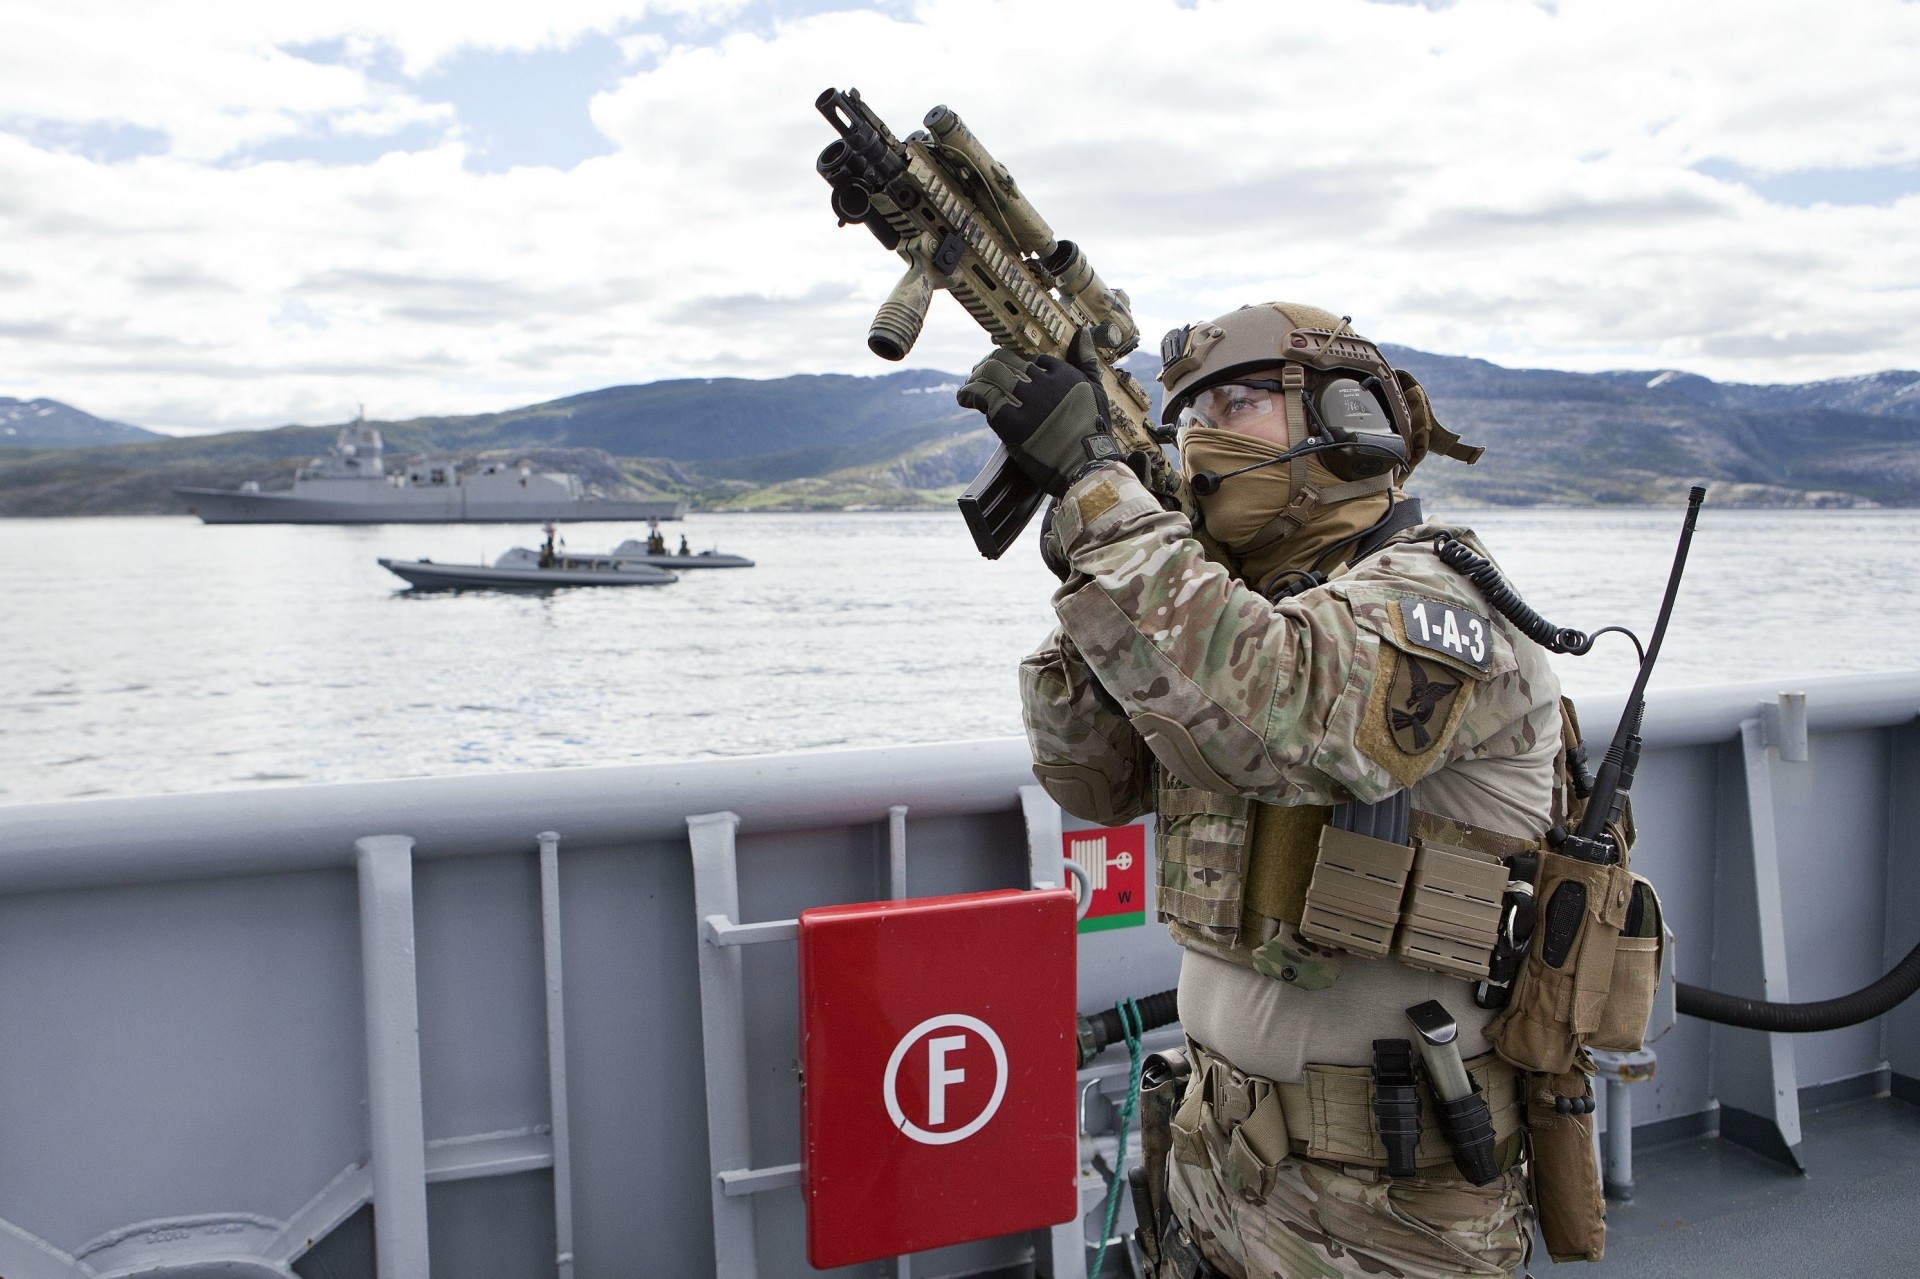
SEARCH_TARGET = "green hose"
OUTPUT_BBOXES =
[1090,998,1145,1279]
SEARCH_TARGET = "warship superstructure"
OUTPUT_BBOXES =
[175,421,687,524]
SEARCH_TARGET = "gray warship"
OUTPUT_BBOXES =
[174,421,687,524]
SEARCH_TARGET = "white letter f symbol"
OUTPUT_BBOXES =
[926,1034,967,1126]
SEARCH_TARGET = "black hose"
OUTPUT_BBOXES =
[1092,949,1920,1041]
[1080,988,1180,1063]
[1432,535,1595,655]
[1676,940,1920,1032]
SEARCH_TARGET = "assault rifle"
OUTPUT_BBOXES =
[813,88,1179,558]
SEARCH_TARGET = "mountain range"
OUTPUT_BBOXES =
[0,398,159,448]
[3,349,1917,515]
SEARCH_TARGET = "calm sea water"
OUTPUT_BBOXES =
[0,506,1909,805]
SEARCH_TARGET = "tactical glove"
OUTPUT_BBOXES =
[955,328,1120,497]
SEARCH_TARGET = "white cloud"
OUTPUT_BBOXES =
[0,0,1916,433]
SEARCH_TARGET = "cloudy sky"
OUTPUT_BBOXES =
[3,0,1917,435]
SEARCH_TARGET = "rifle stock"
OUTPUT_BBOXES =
[816,87,1177,558]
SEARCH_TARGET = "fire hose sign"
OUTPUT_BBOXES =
[1065,821,1147,933]
[799,888,1078,1267]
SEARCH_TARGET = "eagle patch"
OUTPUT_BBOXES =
[1354,640,1482,788]
[1387,653,1461,754]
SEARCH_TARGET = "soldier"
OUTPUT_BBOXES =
[957,303,1564,1278]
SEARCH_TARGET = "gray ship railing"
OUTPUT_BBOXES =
[2,672,1918,1278]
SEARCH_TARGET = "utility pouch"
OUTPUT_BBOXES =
[1591,875,1666,1051]
[1223,1091,1291,1204]
[1392,838,1508,980]
[1169,1067,1211,1169]
[1136,1049,1191,1253]
[1487,845,1635,1073]
[1298,825,1416,958]
[1156,782,1254,946]
[1526,1067,1606,1262]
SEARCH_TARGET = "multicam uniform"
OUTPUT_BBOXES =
[1022,462,1563,1279]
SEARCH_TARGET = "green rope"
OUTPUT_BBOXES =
[1089,997,1146,1279]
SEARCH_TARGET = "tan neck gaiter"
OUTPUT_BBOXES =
[1180,430,1394,593]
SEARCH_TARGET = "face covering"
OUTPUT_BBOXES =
[1179,427,1393,592]
[1177,429,1295,548]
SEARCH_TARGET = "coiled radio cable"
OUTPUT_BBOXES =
[1431,534,1642,661]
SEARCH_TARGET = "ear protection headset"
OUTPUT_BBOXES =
[1185,372,1409,495]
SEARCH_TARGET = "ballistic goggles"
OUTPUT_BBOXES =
[1175,380,1292,439]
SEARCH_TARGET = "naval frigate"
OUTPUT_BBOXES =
[174,420,687,524]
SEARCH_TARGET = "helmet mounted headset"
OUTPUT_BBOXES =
[1158,304,1412,495]
[1178,377,1409,496]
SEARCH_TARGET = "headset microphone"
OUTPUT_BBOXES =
[1188,437,1403,498]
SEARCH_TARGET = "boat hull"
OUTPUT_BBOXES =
[378,558,677,590]
[607,551,755,569]
[176,488,689,525]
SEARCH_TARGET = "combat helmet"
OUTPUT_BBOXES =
[1158,302,1482,478]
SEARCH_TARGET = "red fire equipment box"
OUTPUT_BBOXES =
[798,887,1079,1268]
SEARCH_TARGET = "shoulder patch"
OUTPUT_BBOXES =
[1397,596,1491,673]
[1340,581,1516,683]
[1355,647,1477,788]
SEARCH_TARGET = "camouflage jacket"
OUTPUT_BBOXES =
[1022,462,1561,827]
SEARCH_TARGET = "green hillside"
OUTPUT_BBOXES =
[3,349,1916,515]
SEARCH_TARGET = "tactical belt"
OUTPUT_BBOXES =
[1185,1037,1523,1180]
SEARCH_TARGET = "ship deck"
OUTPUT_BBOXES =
[1,671,1915,1279]
[1536,1087,1920,1277]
